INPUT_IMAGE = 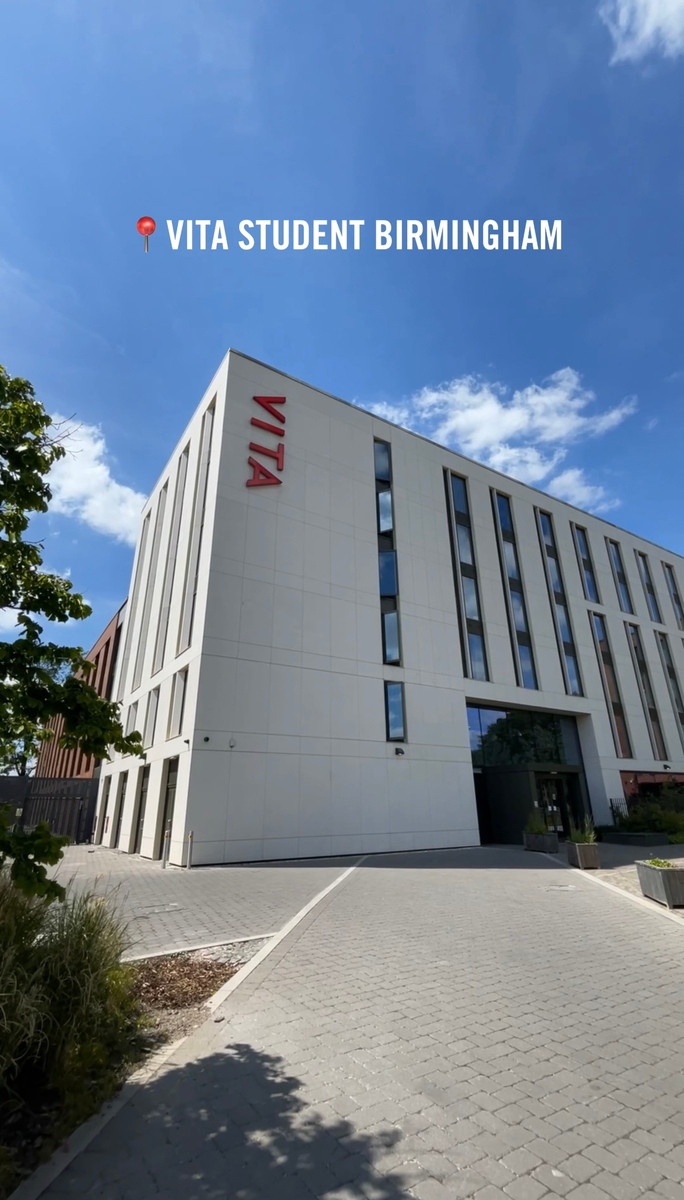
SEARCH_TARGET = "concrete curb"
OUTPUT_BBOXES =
[8,857,364,1200]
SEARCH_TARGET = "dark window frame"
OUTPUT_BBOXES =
[445,472,488,682]
[626,622,667,760]
[589,612,632,758]
[607,539,634,615]
[635,550,662,625]
[656,631,684,753]
[572,524,600,604]
[663,563,684,631]
[492,491,538,690]
[536,511,583,697]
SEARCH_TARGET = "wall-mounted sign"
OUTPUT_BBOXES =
[246,395,286,486]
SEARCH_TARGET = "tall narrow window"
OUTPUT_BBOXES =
[125,701,139,736]
[590,613,632,758]
[446,474,488,681]
[663,563,684,631]
[178,404,215,654]
[493,493,537,689]
[113,772,128,849]
[626,623,667,759]
[636,552,662,624]
[116,513,150,701]
[132,484,168,690]
[167,668,188,739]
[385,681,405,741]
[143,687,160,748]
[375,440,402,666]
[572,525,600,603]
[656,632,684,752]
[153,448,189,673]
[537,512,582,696]
[607,540,634,615]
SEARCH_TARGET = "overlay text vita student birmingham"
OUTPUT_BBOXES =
[161,218,562,252]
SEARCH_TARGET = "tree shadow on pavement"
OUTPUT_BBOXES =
[80,1041,415,1200]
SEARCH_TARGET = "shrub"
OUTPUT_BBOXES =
[0,873,145,1195]
[618,802,684,837]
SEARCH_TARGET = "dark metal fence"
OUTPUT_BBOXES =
[609,796,629,824]
[20,778,99,844]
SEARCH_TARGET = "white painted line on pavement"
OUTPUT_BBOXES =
[207,856,365,1011]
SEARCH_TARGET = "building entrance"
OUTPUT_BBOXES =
[468,704,590,845]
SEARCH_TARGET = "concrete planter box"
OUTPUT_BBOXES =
[523,831,559,853]
[567,841,599,870]
[636,861,684,908]
[602,831,665,846]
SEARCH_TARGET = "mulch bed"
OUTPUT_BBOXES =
[131,951,239,1010]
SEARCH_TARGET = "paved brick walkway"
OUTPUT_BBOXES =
[43,847,684,1200]
[52,846,352,957]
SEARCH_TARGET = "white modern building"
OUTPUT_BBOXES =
[94,349,684,864]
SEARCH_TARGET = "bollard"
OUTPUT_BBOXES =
[186,829,194,870]
[161,827,170,869]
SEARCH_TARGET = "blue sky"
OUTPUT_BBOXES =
[1,0,683,650]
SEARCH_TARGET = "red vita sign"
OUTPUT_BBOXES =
[246,395,286,486]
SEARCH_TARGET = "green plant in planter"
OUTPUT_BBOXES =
[524,808,547,834]
[645,857,674,868]
[568,817,597,844]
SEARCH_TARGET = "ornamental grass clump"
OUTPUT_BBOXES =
[568,817,597,844]
[0,873,145,1196]
[524,808,547,835]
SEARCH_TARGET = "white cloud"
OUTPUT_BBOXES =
[48,416,146,546]
[365,367,635,514]
[600,0,684,62]
[546,468,619,512]
[0,610,20,633]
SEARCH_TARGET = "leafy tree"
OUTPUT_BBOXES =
[0,727,48,776]
[0,363,142,763]
[0,363,144,896]
[0,805,68,901]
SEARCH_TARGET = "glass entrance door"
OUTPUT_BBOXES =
[536,775,570,836]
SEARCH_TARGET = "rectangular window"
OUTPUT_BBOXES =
[374,440,391,482]
[493,492,537,689]
[153,448,189,674]
[573,527,600,602]
[607,540,634,615]
[377,489,393,534]
[636,552,662,624]
[378,551,398,596]
[167,668,188,739]
[379,609,398,667]
[116,512,150,701]
[446,473,488,681]
[626,623,667,759]
[663,563,684,631]
[385,681,405,741]
[132,483,168,690]
[143,687,160,748]
[590,614,632,758]
[125,701,139,736]
[375,440,402,665]
[656,632,684,752]
[536,511,582,697]
[178,403,215,654]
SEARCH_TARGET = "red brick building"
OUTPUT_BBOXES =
[36,603,126,779]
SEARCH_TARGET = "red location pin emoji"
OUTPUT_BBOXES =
[136,216,156,252]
